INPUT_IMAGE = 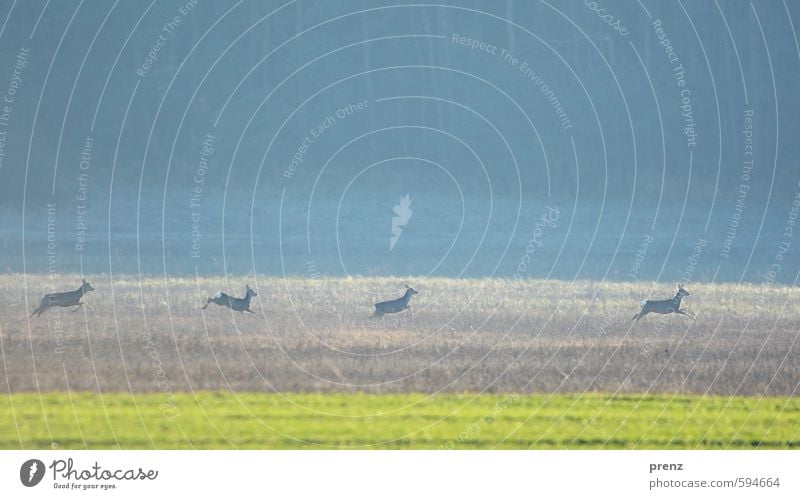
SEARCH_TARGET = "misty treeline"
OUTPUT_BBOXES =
[0,1,794,210]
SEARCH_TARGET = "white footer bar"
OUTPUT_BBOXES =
[1,451,796,498]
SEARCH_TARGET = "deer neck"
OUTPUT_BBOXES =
[401,290,413,304]
[673,294,683,307]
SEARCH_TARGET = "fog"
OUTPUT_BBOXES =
[0,0,798,283]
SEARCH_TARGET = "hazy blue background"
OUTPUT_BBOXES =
[0,0,798,283]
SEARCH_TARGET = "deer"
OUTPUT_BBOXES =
[30,279,95,317]
[201,284,260,316]
[631,284,695,323]
[373,284,418,317]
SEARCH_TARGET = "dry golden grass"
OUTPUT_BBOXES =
[2,274,799,395]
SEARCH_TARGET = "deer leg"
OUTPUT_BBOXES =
[676,309,695,320]
[72,302,83,313]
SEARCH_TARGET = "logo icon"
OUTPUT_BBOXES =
[20,459,45,487]
[390,194,413,251]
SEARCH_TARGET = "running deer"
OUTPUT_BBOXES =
[30,279,95,317]
[631,284,695,322]
[201,284,260,315]
[373,284,418,317]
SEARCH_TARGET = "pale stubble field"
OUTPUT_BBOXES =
[2,275,798,397]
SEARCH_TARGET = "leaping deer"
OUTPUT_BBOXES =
[30,279,95,317]
[373,284,417,317]
[632,284,695,322]
[201,284,260,316]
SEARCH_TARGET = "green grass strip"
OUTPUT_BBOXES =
[1,392,798,449]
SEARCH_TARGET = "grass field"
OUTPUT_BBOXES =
[2,275,799,394]
[3,275,799,449]
[1,391,798,449]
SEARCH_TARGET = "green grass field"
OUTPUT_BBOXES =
[5,277,800,449]
[1,392,798,449]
